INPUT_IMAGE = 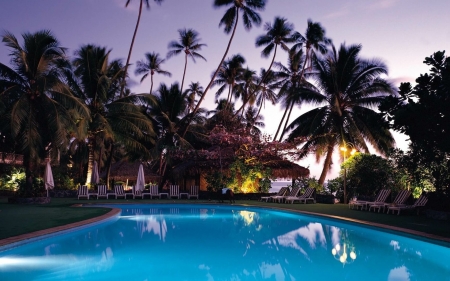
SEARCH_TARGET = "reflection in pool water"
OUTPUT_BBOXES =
[0,204,449,281]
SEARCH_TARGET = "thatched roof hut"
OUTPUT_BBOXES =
[104,160,161,183]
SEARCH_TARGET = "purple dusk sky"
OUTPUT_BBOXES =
[1,0,449,179]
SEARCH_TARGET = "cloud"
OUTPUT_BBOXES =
[389,76,416,86]
[369,0,401,10]
[323,8,350,19]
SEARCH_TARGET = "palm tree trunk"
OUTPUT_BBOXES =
[318,144,335,185]
[85,138,95,185]
[273,102,290,141]
[120,0,143,98]
[182,8,240,137]
[181,53,188,93]
[235,46,278,116]
[150,74,154,94]
[279,101,295,141]
[105,144,115,189]
[255,99,264,121]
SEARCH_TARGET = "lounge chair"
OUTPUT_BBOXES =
[169,185,180,199]
[349,189,391,210]
[369,189,411,213]
[285,187,316,204]
[95,185,108,200]
[274,186,301,203]
[143,185,160,199]
[132,187,144,199]
[77,185,89,200]
[188,185,199,199]
[387,193,428,215]
[108,185,127,199]
[261,186,289,202]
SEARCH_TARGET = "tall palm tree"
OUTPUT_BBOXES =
[184,82,203,114]
[120,0,164,98]
[254,68,278,120]
[167,28,206,93]
[183,0,266,136]
[212,54,246,107]
[0,30,89,192]
[235,16,297,115]
[235,67,258,116]
[276,19,331,141]
[70,44,157,185]
[135,52,171,94]
[286,43,396,185]
[242,106,265,136]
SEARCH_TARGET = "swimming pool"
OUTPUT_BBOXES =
[1,204,449,280]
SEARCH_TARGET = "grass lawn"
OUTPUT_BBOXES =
[1,197,449,243]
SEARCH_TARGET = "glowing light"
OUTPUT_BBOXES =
[239,210,256,225]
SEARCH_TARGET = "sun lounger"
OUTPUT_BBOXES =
[143,185,159,199]
[369,189,411,213]
[285,187,316,204]
[188,185,199,199]
[108,185,127,199]
[261,186,289,202]
[169,185,180,199]
[77,185,89,200]
[349,189,391,210]
[132,187,144,199]
[95,185,108,199]
[274,186,301,203]
[387,193,428,215]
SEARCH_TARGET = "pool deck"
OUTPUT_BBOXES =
[1,203,449,249]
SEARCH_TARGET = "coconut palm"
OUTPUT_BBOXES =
[167,28,206,93]
[235,67,258,116]
[120,0,164,98]
[184,0,266,136]
[212,54,246,107]
[70,44,157,185]
[135,52,171,94]
[235,16,297,115]
[242,106,264,136]
[276,19,331,141]
[184,82,203,114]
[286,43,396,185]
[254,68,278,120]
[0,30,89,192]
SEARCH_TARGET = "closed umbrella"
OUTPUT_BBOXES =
[44,161,54,197]
[91,161,99,185]
[135,164,145,193]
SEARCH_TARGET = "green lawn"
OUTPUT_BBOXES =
[1,197,449,242]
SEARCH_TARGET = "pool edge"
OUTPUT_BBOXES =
[0,207,121,249]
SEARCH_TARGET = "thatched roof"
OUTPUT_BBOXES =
[104,160,161,182]
[172,158,309,179]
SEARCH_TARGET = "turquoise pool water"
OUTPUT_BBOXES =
[1,204,449,280]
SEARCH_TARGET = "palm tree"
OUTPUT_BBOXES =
[212,54,246,107]
[184,82,203,114]
[242,106,265,136]
[135,52,171,94]
[235,16,297,115]
[276,19,331,141]
[235,67,258,116]
[0,30,89,192]
[70,44,157,185]
[120,0,164,98]
[254,68,278,120]
[286,43,396,185]
[167,28,206,93]
[183,0,266,136]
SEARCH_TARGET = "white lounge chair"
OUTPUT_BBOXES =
[143,185,160,199]
[261,186,289,202]
[387,193,428,215]
[285,187,316,204]
[188,185,199,199]
[349,189,391,210]
[95,185,108,199]
[369,189,411,213]
[132,186,144,199]
[170,185,180,199]
[108,185,127,199]
[275,186,301,203]
[77,185,89,200]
